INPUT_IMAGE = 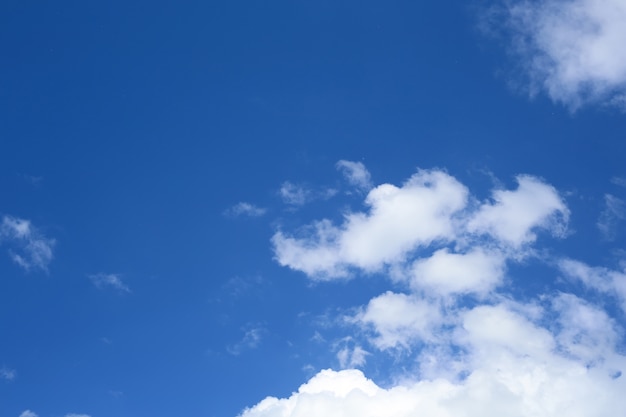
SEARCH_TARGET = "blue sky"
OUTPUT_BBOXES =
[2,1,626,416]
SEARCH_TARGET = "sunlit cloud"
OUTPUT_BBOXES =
[239,163,626,417]
[497,0,626,110]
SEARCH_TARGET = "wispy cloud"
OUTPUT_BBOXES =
[0,216,55,272]
[336,344,369,369]
[0,366,16,381]
[336,160,372,191]
[598,194,626,240]
[611,176,626,188]
[65,414,91,417]
[559,258,626,312]
[279,182,311,206]
[224,202,267,218]
[89,273,131,293]
[279,181,337,208]
[227,325,265,356]
[495,0,626,110]
[19,411,38,417]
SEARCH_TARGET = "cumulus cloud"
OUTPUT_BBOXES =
[273,170,566,280]
[499,0,626,109]
[273,169,469,278]
[224,202,267,217]
[336,160,373,191]
[240,300,626,417]
[409,248,506,296]
[0,216,55,272]
[466,175,569,247]
[352,292,443,350]
[89,273,131,293]
[242,163,626,417]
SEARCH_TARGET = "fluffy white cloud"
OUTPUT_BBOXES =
[353,291,443,350]
[502,0,626,109]
[410,248,506,296]
[89,273,131,293]
[336,160,373,191]
[466,175,568,247]
[273,170,566,280]
[0,216,55,272]
[248,164,626,417]
[273,169,469,278]
[241,300,626,417]
[225,202,267,217]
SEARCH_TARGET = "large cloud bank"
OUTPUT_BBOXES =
[240,164,626,417]
[499,0,626,110]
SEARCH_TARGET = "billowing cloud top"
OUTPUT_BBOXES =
[241,164,626,417]
[273,170,567,282]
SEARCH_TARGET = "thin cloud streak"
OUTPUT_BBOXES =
[89,273,131,293]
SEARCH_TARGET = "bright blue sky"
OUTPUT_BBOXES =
[2,1,626,416]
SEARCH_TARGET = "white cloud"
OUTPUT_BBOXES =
[246,164,626,417]
[501,0,626,109]
[467,175,569,247]
[273,169,469,279]
[551,293,620,362]
[461,304,554,359]
[336,160,373,191]
[1,366,16,380]
[353,291,443,350]
[0,216,55,272]
[89,273,131,293]
[225,202,267,217]
[337,344,369,369]
[65,414,91,417]
[559,259,626,312]
[19,411,38,417]
[273,170,567,280]
[410,248,506,296]
[597,194,625,240]
[240,300,626,417]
